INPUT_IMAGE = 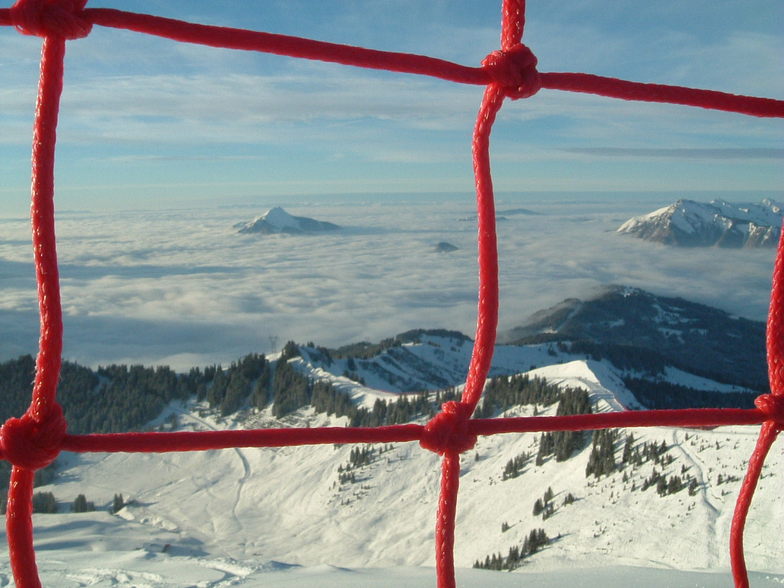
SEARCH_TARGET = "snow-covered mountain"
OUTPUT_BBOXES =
[236,207,340,235]
[617,198,782,247]
[4,287,779,586]
[23,352,780,585]
[499,284,767,392]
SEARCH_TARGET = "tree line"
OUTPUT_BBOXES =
[0,347,579,491]
[473,528,550,571]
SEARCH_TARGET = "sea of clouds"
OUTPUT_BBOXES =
[0,193,778,371]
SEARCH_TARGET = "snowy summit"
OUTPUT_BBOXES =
[236,207,341,235]
[617,198,782,247]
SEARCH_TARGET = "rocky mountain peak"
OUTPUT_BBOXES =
[617,199,782,247]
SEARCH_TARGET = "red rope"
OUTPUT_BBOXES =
[1,0,783,585]
[540,72,784,118]
[27,34,66,428]
[729,225,784,586]
[0,19,70,584]
[434,452,461,588]
[729,422,778,588]
[3,5,784,116]
[58,408,764,455]
[5,470,38,588]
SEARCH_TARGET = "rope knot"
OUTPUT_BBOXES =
[420,401,477,456]
[10,0,92,40]
[755,393,784,428]
[0,404,66,470]
[481,43,541,100]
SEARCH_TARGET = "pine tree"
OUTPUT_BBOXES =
[585,429,617,479]
[73,494,87,513]
[536,432,554,465]
[72,494,95,513]
[280,341,300,360]
[656,476,668,497]
[272,358,312,417]
[221,371,249,415]
[32,492,57,514]
[622,433,635,464]
[544,486,554,504]
[667,475,684,495]
[112,493,124,513]
[552,388,591,461]
[532,498,544,516]
[207,366,227,408]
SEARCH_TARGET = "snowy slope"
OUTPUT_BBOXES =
[12,358,781,586]
[298,332,650,395]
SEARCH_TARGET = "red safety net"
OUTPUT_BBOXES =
[0,1,782,586]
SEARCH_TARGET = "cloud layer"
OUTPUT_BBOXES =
[0,194,777,370]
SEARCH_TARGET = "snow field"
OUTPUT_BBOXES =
[4,357,781,585]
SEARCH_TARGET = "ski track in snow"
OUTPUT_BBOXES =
[66,568,166,587]
[175,407,253,545]
[671,427,720,567]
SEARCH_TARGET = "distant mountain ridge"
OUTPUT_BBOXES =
[617,198,782,247]
[236,206,340,235]
[499,285,766,392]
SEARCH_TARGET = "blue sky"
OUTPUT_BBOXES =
[0,0,782,213]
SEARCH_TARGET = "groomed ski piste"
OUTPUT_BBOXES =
[6,336,782,587]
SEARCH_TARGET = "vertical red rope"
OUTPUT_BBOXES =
[432,4,528,586]
[434,452,461,588]
[764,224,784,403]
[729,422,778,588]
[431,78,504,588]
[461,0,524,413]
[460,85,504,411]
[28,34,65,425]
[6,469,39,588]
[501,0,525,51]
[6,33,68,588]
[729,224,784,586]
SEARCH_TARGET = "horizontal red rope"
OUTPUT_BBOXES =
[3,7,783,119]
[540,72,784,118]
[58,408,766,455]
[62,424,425,453]
[83,8,488,85]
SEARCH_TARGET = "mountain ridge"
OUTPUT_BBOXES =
[499,284,766,391]
[617,198,782,247]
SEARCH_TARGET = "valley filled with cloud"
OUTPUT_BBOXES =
[0,193,778,370]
